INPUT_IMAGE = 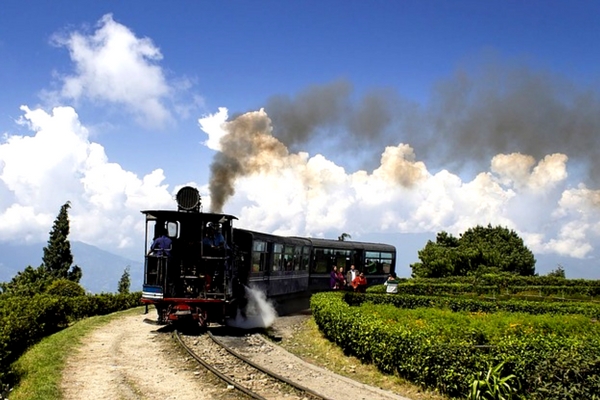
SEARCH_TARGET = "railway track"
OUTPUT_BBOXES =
[174,328,331,400]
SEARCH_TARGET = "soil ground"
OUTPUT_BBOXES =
[60,310,432,400]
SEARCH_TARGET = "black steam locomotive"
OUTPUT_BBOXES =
[141,186,396,326]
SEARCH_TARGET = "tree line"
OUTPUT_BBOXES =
[1,202,131,296]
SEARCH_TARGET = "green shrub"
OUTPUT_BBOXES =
[0,291,142,393]
[45,279,86,297]
[311,291,600,398]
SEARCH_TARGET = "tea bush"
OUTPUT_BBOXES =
[0,291,141,391]
[311,291,600,398]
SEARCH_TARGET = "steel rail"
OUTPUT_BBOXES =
[207,331,331,400]
[173,330,267,400]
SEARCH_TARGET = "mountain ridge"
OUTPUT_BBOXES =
[0,241,143,293]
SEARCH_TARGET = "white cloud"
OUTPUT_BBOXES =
[0,105,173,255]
[198,107,229,151]
[51,14,175,127]
[200,107,600,260]
[491,152,568,190]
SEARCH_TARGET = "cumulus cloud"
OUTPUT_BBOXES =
[199,107,600,260]
[49,14,185,127]
[0,105,174,254]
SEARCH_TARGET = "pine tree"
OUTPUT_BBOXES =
[118,266,131,294]
[42,201,81,282]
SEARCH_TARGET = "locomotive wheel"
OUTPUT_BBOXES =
[156,305,169,325]
[197,309,208,328]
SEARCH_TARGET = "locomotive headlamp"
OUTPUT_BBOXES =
[176,186,202,212]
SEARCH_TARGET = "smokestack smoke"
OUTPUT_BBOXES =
[209,109,288,213]
[208,62,600,212]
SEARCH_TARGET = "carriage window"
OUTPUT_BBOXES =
[380,251,394,274]
[312,248,330,273]
[301,246,311,271]
[364,251,394,274]
[312,247,350,273]
[273,243,284,271]
[251,240,267,272]
[283,245,295,271]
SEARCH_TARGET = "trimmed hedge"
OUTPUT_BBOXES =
[371,281,600,298]
[311,291,600,399]
[383,276,600,298]
[353,292,600,319]
[0,292,141,391]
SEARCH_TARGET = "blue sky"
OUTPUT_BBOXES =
[1,1,600,278]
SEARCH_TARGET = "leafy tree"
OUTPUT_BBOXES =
[1,202,82,296]
[546,264,566,278]
[45,278,86,297]
[338,233,352,241]
[118,266,131,294]
[0,265,51,296]
[411,224,536,278]
[410,232,458,278]
[42,202,81,282]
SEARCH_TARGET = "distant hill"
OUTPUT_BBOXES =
[0,241,143,294]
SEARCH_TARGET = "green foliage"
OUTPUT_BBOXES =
[411,225,536,278]
[338,232,352,241]
[0,291,142,392]
[117,266,131,294]
[42,202,80,283]
[368,274,600,299]
[45,279,86,297]
[546,265,566,279]
[2,202,84,298]
[0,266,53,296]
[311,291,600,398]
[352,292,600,319]
[468,362,522,400]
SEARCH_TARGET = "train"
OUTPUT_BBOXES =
[141,186,396,327]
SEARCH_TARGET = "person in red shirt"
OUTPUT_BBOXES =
[351,271,367,293]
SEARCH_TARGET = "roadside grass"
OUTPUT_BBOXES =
[279,317,449,400]
[8,306,145,400]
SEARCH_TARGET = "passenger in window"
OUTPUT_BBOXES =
[351,271,368,293]
[330,266,339,290]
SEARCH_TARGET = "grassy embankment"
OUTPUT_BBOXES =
[8,307,145,400]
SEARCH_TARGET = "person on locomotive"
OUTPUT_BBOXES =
[149,228,172,257]
[202,222,228,249]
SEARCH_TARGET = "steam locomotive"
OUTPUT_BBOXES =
[141,186,396,326]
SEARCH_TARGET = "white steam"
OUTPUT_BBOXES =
[226,286,278,329]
